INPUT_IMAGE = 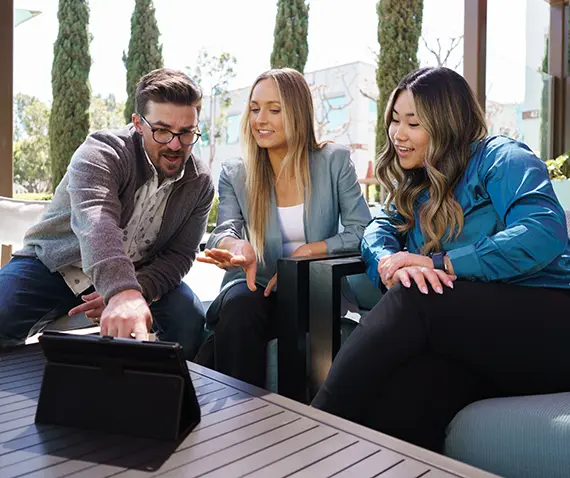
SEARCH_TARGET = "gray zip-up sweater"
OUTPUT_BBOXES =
[16,125,214,303]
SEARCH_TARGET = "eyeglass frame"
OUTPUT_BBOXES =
[138,114,201,146]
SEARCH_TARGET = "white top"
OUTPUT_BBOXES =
[276,203,306,257]
[59,146,185,296]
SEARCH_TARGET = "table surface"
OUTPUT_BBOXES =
[0,344,498,478]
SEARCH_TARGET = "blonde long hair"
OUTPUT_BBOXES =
[241,68,323,262]
[376,67,488,253]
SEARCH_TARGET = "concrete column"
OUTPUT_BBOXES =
[0,0,14,198]
[463,0,487,109]
[548,1,569,156]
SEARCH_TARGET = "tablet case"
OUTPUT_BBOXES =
[35,331,201,441]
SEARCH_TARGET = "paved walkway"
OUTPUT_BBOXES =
[183,258,225,303]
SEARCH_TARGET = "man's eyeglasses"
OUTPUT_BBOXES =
[139,115,201,146]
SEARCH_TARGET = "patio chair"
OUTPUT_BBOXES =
[268,254,380,401]
[295,211,570,478]
[0,196,46,267]
[0,196,94,335]
[271,204,384,401]
[0,195,215,346]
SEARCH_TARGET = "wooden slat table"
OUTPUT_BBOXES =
[0,345,498,478]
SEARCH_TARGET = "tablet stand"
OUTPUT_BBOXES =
[35,342,199,441]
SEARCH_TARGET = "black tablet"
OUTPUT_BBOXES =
[35,331,201,440]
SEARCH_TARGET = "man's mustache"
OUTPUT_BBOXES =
[159,151,184,158]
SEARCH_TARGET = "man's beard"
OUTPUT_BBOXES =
[156,150,186,180]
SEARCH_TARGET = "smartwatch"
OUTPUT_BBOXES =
[430,251,448,272]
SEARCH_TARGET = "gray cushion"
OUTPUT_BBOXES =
[0,196,48,251]
[444,392,570,478]
[346,272,382,311]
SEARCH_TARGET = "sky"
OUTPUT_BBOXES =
[14,0,541,106]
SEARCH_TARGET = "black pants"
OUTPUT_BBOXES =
[195,282,278,387]
[311,281,570,453]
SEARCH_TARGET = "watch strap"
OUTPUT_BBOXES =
[431,251,447,271]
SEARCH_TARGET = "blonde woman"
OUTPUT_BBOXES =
[195,68,371,387]
[312,67,570,452]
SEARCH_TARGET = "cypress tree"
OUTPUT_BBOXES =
[270,0,309,73]
[49,0,91,191]
[123,0,163,123]
[376,0,423,156]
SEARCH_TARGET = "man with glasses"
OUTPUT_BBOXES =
[0,68,214,359]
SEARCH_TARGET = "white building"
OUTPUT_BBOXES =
[519,0,550,157]
[193,61,379,189]
[486,0,549,158]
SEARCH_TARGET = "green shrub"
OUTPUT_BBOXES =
[546,152,570,180]
[207,196,219,233]
[14,192,53,201]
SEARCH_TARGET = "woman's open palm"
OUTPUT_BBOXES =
[198,240,258,291]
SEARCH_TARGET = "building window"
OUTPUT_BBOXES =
[326,96,347,133]
[368,99,377,117]
[226,114,240,144]
[199,121,210,146]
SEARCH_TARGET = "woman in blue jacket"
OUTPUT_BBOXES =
[312,66,570,452]
[196,68,371,387]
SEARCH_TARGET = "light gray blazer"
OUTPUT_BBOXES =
[207,143,372,291]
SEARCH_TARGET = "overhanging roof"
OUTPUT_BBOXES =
[14,8,41,27]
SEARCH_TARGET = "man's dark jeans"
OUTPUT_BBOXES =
[0,256,206,359]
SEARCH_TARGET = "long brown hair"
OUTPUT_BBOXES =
[241,68,322,262]
[376,67,488,253]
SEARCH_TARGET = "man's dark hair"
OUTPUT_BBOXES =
[135,68,202,116]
